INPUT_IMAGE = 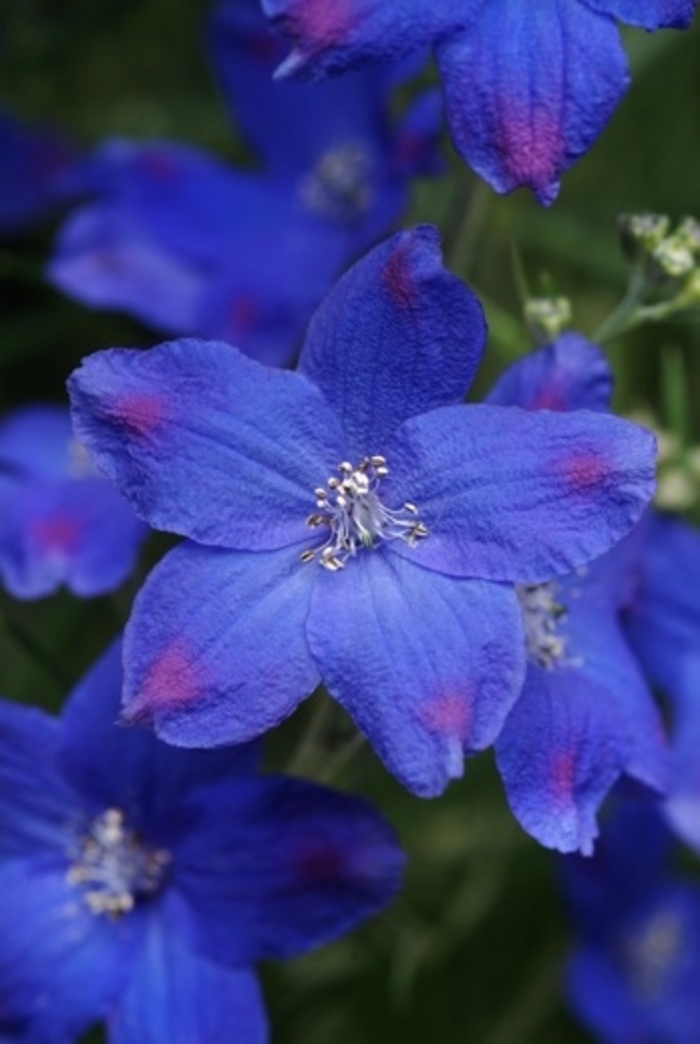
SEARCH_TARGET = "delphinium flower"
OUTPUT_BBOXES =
[0,404,146,598]
[262,0,697,204]
[68,225,657,798]
[0,640,403,1043]
[562,798,700,1043]
[47,0,441,367]
[0,110,86,236]
[484,334,668,853]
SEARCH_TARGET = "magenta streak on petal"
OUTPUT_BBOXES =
[294,0,354,45]
[109,392,167,437]
[380,241,418,308]
[561,452,608,493]
[497,102,562,199]
[128,642,205,722]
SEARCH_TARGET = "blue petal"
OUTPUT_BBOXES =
[173,776,404,963]
[486,333,613,412]
[664,657,700,853]
[0,861,139,1043]
[109,893,267,1044]
[496,668,625,855]
[0,700,78,860]
[68,339,347,550]
[298,227,486,456]
[560,583,668,797]
[48,202,205,334]
[122,542,320,747]
[385,404,656,581]
[625,512,700,700]
[436,0,629,203]
[582,0,697,29]
[59,640,260,841]
[0,478,146,599]
[0,406,74,481]
[306,551,524,796]
[262,0,469,77]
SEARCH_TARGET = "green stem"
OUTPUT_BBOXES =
[593,264,647,344]
[318,732,365,784]
[448,176,491,278]
[286,694,336,776]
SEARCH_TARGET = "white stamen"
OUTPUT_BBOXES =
[516,582,577,669]
[67,808,170,918]
[301,457,428,571]
[299,141,375,224]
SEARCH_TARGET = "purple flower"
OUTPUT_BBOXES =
[47,0,441,367]
[0,640,403,1043]
[563,798,700,1044]
[485,334,667,854]
[68,227,656,797]
[262,0,697,204]
[0,404,146,599]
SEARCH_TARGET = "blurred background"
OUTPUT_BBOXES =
[0,3,699,1041]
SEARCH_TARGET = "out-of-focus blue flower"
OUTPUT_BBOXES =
[563,798,700,1044]
[0,111,87,235]
[47,0,441,367]
[0,404,146,599]
[68,227,656,798]
[622,514,700,853]
[262,0,696,204]
[485,335,667,854]
[0,640,403,1043]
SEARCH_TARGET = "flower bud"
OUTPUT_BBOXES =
[524,296,572,342]
[618,212,670,260]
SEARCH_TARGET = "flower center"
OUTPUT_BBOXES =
[301,456,428,571]
[67,808,170,918]
[299,141,375,224]
[620,908,684,999]
[516,582,570,669]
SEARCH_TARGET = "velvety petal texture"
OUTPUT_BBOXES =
[68,339,347,550]
[306,551,525,796]
[122,543,320,747]
[385,404,656,581]
[299,226,486,455]
[436,0,629,203]
[486,333,613,413]
[496,669,622,855]
[59,640,261,838]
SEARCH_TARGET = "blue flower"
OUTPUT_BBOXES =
[0,110,87,236]
[47,0,441,367]
[485,334,668,854]
[68,226,656,797]
[0,404,146,599]
[0,640,403,1043]
[262,0,696,204]
[562,798,700,1044]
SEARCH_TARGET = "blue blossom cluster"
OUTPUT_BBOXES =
[1,0,699,1042]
